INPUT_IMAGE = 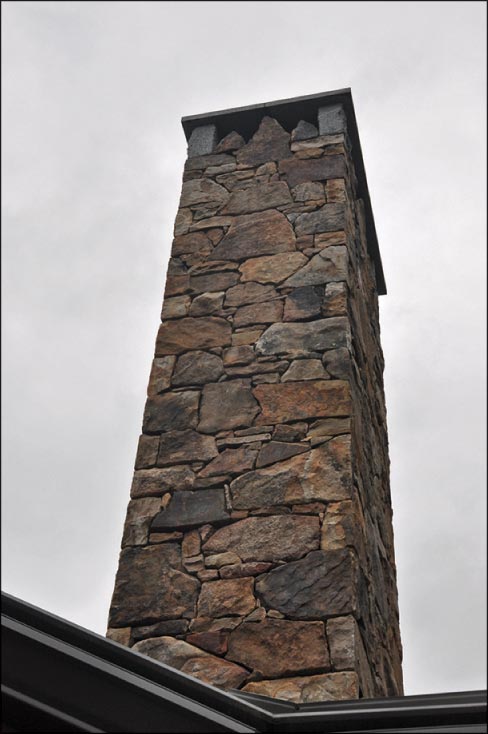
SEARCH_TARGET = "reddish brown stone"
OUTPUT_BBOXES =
[132,637,249,688]
[132,619,189,642]
[198,446,257,477]
[189,271,240,294]
[232,329,264,346]
[225,281,279,307]
[239,252,307,284]
[186,630,229,655]
[182,530,201,557]
[198,578,256,617]
[157,429,218,466]
[108,544,199,627]
[198,380,260,433]
[242,672,359,702]
[202,515,319,562]
[283,246,348,287]
[223,345,255,366]
[233,300,283,328]
[161,296,191,320]
[188,291,225,317]
[156,317,231,355]
[231,436,351,508]
[227,619,329,677]
[106,627,131,645]
[147,357,176,395]
[279,155,346,188]
[253,380,350,423]
[172,231,211,256]
[122,497,161,547]
[210,210,295,261]
[323,282,348,316]
[236,117,292,167]
[281,359,328,382]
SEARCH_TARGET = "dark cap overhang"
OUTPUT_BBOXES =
[181,88,387,296]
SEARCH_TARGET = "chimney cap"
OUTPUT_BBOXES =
[181,88,386,295]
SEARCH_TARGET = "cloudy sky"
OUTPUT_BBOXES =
[2,1,486,696]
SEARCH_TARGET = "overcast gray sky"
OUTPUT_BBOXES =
[2,1,486,696]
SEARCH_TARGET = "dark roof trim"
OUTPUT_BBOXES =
[181,88,387,296]
[2,593,486,733]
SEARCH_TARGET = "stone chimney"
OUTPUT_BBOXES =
[107,89,403,703]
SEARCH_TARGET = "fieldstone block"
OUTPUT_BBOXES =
[156,317,232,355]
[225,282,279,307]
[132,619,189,642]
[256,441,309,468]
[172,351,224,386]
[256,317,350,355]
[135,434,159,469]
[157,429,218,466]
[294,205,346,236]
[283,286,322,321]
[198,578,256,617]
[253,380,350,423]
[291,120,319,141]
[215,131,245,153]
[227,619,329,678]
[242,672,359,702]
[131,466,195,498]
[143,391,199,433]
[279,155,345,188]
[239,252,307,284]
[283,246,348,287]
[161,296,191,320]
[202,515,319,562]
[198,380,260,433]
[180,178,229,209]
[221,181,292,214]
[122,497,162,547]
[233,300,283,328]
[198,446,257,477]
[109,544,199,627]
[230,436,352,508]
[256,549,359,619]
[188,292,225,317]
[210,210,295,261]
[151,488,229,531]
[133,636,249,688]
[236,117,292,167]
[281,359,328,382]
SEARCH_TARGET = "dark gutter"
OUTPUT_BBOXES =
[2,593,486,733]
[181,88,387,296]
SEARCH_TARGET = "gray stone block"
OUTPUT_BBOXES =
[187,124,218,157]
[318,103,347,135]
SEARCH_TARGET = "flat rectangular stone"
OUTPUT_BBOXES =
[151,488,229,531]
[253,380,350,424]
[279,156,345,188]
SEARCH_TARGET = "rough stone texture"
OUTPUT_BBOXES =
[283,286,322,321]
[281,359,328,382]
[221,181,292,214]
[198,446,257,477]
[242,672,359,702]
[283,246,348,287]
[198,578,256,617]
[187,125,218,158]
[231,436,351,508]
[157,430,218,466]
[227,619,329,678]
[172,351,224,385]
[188,292,225,317]
[122,498,162,547]
[151,489,229,530]
[233,300,283,328]
[236,116,292,167]
[109,110,403,701]
[143,391,199,433]
[210,210,295,261]
[256,318,350,355]
[225,282,279,307]
[254,380,350,423]
[109,544,199,627]
[255,549,360,619]
[239,252,307,284]
[279,155,346,188]
[256,441,309,468]
[198,380,260,433]
[133,637,249,688]
[203,515,320,562]
[147,356,176,395]
[156,317,231,355]
[180,178,229,208]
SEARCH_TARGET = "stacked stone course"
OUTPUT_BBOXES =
[107,101,403,703]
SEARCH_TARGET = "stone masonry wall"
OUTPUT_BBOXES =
[107,111,403,703]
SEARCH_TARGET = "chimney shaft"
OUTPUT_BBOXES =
[107,90,403,702]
